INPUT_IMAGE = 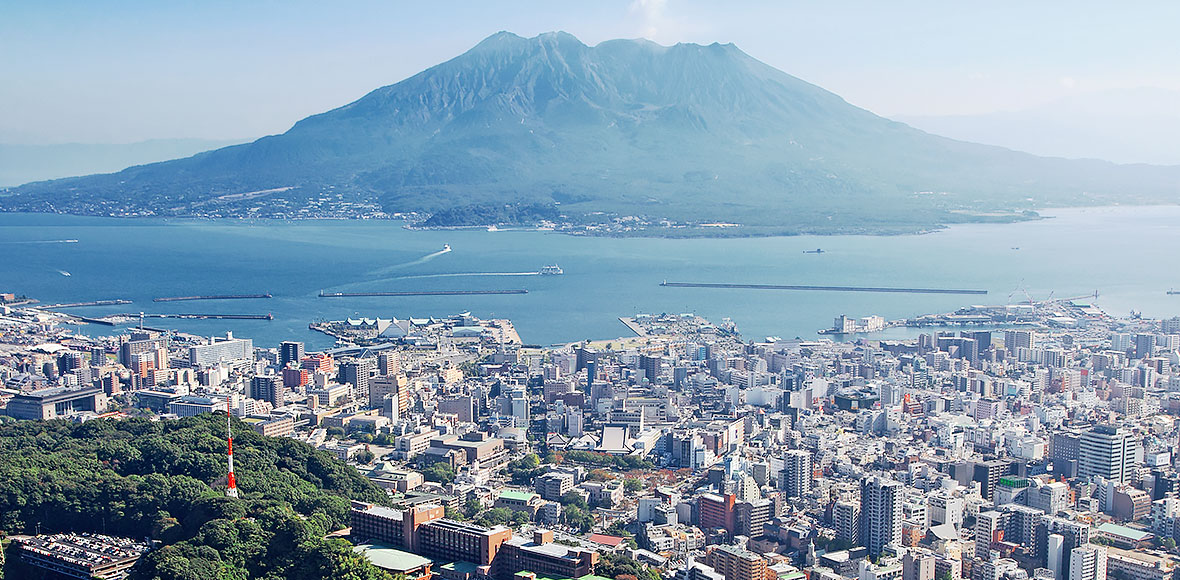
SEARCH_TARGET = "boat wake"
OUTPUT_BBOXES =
[395,271,541,280]
[371,247,452,275]
[2,239,79,244]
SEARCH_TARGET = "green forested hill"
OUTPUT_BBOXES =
[0,414,391,580]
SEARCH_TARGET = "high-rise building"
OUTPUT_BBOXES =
[1068,544,1107,580]
[279,341,304,368]
[377,352,400,376]
[978,558,1020,580]
[1048,534,1066,580]
[834,500,860,545]
[860,476,903,556]
[1027,481,1069,516]
[438,394,475,423]
[340,358,375,400]
[927,491,964,528]
[735,499,772,538]
[1134,334,1156,359]
[640,354,663,384]
[119,334,168,368]
[301,353,335,373]
[962,330,993,352]
[189,333,253,367]
[705,544,767,580]
[575,347,598,372]
[535,472,575,501]
[902,550,936,580]
[1079,425,1136,482]
[1036,516,1091,580]
[974,459,1015,501]
[1005,330,1035,351]
[1051,431,1082,478]
[781,449,812,499]
[249,375,284,408]
[282,367,309,389]
[698,493,737,533]
[677,563,726,580]
[975,510,1008,560]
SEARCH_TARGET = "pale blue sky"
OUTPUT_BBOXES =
[2,1,1177,144]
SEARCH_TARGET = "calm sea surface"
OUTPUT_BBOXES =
[1,206,1177,350]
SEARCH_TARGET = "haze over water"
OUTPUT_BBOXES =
[2,205,1177,350]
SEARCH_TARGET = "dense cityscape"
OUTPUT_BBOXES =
[4,290,1180,580]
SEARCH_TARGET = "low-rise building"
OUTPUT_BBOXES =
[495,490,543,517]
[18,533,149,580]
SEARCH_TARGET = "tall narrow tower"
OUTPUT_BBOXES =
[225,412,239,498]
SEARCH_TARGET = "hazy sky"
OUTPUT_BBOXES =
[3,1,1178,144]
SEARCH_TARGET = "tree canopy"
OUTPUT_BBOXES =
[0,414,392,580]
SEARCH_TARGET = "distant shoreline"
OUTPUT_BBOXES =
[0,207,1064,239]
[9,204,1175,239]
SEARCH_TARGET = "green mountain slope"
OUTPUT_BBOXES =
[3,31,1178,233]
[0,415,392,580]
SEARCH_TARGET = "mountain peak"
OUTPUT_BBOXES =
[4,31,1177,234]
[472,30,586,52]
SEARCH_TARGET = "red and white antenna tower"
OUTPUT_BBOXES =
[225,412,239,498]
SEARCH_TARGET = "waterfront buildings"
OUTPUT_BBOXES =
[6,299,1180,580]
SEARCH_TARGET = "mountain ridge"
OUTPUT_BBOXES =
[3,31,1179,235]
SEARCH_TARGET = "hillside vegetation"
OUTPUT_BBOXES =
[0,414,391,580]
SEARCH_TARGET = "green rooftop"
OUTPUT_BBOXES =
[440,561,480,573]
[353,543,432,572]
[532,575,613,580]
[499,490,538,502]
[1096,523,1153,541]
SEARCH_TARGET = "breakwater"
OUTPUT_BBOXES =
[153,293,272,302]
[319,290,528,297]
[659,282,987,295]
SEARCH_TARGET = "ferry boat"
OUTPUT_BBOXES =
[802,248,824,254]
[442,244,451,252]
[539,264,564,275]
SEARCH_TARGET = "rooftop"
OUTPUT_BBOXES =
[499,490,539,502]
[586,533,625,547]
[1096,523,1153,542]
[353,543,432,572]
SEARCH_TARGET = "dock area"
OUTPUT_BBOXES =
[112,312,273,320]
[618,317,649,337]
[153,293,272,302]
[40,299,133,308]
[659,281,987,295]
[319,290,528,297]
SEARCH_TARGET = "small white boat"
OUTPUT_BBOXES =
[539,264,563,275]
[442,244,451,252]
